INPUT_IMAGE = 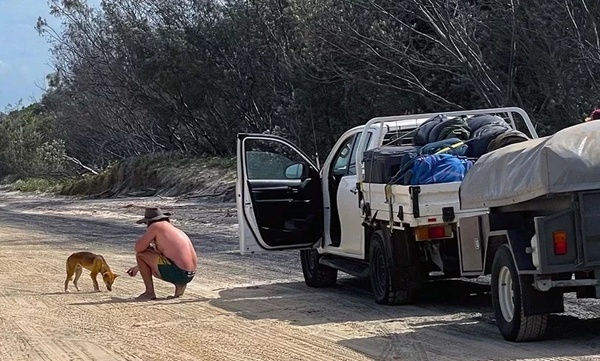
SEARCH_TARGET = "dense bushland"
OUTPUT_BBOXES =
[3,0,599,189]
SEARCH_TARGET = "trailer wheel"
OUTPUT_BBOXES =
[369,230,414,305]
[300,249,337,288]
[491,245,548,341]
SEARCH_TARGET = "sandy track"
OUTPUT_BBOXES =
[0,190,599,361]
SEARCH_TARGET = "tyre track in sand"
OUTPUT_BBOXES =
[0,254,131,361]
[1,192,600,361]
[0,243,369,361]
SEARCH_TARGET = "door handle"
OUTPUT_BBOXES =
[350,188,358,195]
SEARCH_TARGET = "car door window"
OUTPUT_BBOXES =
[348,132,373,176]
[331,136,355,175]
[245,139,305,180]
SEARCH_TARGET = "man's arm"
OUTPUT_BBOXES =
[134,224,158,253]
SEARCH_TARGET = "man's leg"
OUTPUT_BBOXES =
[135,250,161,300]
[172,284,187,298]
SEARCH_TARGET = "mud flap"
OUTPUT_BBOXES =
[575,270,600,299]
[521,275,564,316]
[381,227,421,290]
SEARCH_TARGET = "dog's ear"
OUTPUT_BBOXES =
[113,274,119,278]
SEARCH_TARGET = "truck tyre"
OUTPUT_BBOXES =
[369,230,414,305]
[491,245,548,342]
[300,249,337,288]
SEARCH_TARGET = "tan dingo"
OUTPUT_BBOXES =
[64,252,119,292]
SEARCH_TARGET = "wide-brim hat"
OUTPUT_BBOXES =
[136,207,172,224]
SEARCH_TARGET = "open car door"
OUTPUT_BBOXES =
[237,133,323,255]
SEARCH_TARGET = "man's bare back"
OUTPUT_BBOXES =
[151,221,197,271]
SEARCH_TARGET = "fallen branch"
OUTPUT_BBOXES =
[64,155,99,175]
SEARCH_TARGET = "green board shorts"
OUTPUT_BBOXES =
[157,255,196,285]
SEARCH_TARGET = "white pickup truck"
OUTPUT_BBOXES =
[236,107,600,342]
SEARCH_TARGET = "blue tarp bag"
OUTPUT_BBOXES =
[409,154,473,185]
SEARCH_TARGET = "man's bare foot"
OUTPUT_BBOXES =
[172,284,187,298]
[134,292,156,300]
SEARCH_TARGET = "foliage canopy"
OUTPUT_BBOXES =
[3,0,600,178]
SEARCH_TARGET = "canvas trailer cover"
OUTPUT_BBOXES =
[460,121,600,209]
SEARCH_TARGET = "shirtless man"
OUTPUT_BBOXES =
[126,207,198,300]
[584,108,600,122]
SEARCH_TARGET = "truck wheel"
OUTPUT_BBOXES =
[491,245,548,342]
[300,249,337,288]
[369,230,414,305]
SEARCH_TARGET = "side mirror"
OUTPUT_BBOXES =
[284,163,304,179]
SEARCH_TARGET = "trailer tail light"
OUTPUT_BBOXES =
[553,230,568,255]
[415,225,452,241]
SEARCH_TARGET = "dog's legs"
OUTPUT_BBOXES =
[73,265,83,292]
[90,271,100,292]
[65,262,75,292]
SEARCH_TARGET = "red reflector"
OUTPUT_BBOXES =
[428,226,446,239]
[553,230,567,255]
[428,218,437,223]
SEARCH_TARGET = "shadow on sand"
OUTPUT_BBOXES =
[210,278,600,360]
[337,313,600,361]
[69,296,210,306]
[210,278,493,326]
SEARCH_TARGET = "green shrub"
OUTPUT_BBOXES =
[0,104,70,178]
[12,178,64,193]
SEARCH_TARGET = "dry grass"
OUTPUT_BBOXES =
[10,154,237,201]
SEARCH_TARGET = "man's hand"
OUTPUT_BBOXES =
[127,265,139,277]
